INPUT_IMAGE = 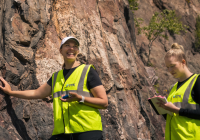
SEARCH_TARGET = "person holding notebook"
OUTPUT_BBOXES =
[156,43,200,140]
[0,36,108,140]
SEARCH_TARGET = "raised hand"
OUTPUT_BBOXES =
[0,77,12,94]
[59,92,82,102]
[157,98,180,114]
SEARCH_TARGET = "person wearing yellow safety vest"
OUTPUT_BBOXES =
[156,43,200,140]
[0,36,108,140]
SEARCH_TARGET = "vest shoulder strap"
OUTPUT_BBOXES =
[52,71,60,92]
[52,64,93,98]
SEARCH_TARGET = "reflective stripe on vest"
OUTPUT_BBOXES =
[52,65,93,98]
[173,75,200,110]
[165,74,200,140]
[51,64,102,135]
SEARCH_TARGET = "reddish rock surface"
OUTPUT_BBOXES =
[0,0,199,139]
[135,0,200,97]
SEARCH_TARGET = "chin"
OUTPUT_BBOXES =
[64,57,76,61]
[172,75,177,79]
[68,59,76,61]
[174,75,180,80]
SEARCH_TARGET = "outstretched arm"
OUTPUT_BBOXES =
[0,77,52,99]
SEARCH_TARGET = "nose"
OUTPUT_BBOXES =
[68,46,74,49]
[69,44,79,49]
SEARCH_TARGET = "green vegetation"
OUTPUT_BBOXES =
[128,0,143,35]
[154,83,159,94]
[128,1,188,66]
[185,0,191,4]
[135,10,188,65]
[128,0,139,11]
[194,15,200,52]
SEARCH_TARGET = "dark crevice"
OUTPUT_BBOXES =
[30,62,40,90]
[1,2,5,56]
[11,48,30,64]
[136,89,150,127]
[124,6,136,50]
[13,1,31,25]
[4,95,32,140]
[124,6,130,24]
[122,45,129,56]
[153,0,167,10]
[5,70,20,86]
[116,87,124,91]
[77,53,87,64]
[42,96,53,103]
[168,30,176,39]
[106,85,114,95]
[23,118,30,122]
[16,40,31,47]
[136,89,159,139]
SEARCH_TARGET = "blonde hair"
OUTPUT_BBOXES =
[165,43,187,64]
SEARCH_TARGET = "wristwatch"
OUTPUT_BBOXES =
[79,95,85,104]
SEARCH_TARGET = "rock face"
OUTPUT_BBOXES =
[0,0,199,140]
[135,0,200,97]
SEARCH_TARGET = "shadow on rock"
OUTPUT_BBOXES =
[4,94,32,140]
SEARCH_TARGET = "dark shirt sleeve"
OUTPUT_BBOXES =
[179,75,200,120]
[162,114,167,120]
[87,67,102,90]
[192,76,200,104]
[47,76,52,86]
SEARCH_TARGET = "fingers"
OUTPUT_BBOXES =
[0,77,8,88]
[59,98,67,102]
[157,98,164,102]
[59,93,72,102]
[59,92,79,102]
[59,96,73,102]
[0,77,5,89]
[68,92,76,96]
[0,77,6,84]
[0,77,11,94]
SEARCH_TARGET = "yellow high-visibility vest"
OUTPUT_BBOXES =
[165,74,200,140]
[51,64,102,135]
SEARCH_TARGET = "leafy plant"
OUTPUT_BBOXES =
[128,0,143,38]
[185,0,191,4]
[128,0,139,11]
[194,15,200,51]
[136,10,188,64]
[154,83,160,94]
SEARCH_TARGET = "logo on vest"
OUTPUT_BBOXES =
[66,84,75,87]
[173,95,181,98]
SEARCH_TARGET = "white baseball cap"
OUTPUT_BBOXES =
[60,36,80,48]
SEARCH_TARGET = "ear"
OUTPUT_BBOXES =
[182,59,186,65]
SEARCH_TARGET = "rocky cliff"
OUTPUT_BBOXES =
[135,0,200,95]
[0,0,199,140]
